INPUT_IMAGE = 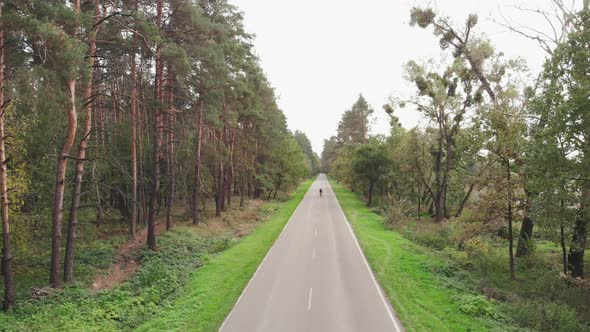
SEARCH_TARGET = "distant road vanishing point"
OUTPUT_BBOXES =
[220,174,404,332]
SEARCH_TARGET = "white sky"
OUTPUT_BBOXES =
[233,0,576,153]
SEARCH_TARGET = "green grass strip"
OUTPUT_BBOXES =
[137,179,313,332]
[330,180,494,332]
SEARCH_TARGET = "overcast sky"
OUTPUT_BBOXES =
[232,0,576,153]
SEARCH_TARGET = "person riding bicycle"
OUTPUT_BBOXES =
[319,188,323,197]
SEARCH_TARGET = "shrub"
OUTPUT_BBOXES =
[385,204,405,228]
[442,247,473,269]
[458,295,498,319]
[260,203,279,215]
[406,231,449,250]
[464,236,491,258]
[511,300,584,332]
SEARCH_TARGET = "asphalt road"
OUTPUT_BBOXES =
[220,174,403,332]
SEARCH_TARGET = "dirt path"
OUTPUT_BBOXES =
[91,219,168,291]
[92,200,265,291]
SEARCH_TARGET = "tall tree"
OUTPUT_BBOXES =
[351,141,391,206]
[147,0,165,250]
[398,59,480,221]
[0,1,15,310]
[129,0,139,238]
[528,4,590,278]
[49,0,86,288]
[64,0,100,283]
[337,95,373,144]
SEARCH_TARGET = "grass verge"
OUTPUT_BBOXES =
[136,179,313,332]
[329,180,510,332]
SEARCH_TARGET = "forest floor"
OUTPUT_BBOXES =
[91,200,265,291]
[0,180,312,331]
[330,179,590,332]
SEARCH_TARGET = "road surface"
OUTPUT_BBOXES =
[220,174,403,332]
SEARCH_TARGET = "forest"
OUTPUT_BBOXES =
[0,0,318,317]
[322,1,589,330]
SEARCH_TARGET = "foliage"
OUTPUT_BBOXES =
[0,0,312,308]
[457,295,498,319]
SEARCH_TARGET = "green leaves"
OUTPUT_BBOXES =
[409,7,436,28]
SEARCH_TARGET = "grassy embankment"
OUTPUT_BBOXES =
[331,179,590,332]
[330,179,511,332]
[0,179,313,331]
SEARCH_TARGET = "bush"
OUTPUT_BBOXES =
[404,230,449,250]
[385,204,405,228]
[442,247,473,269]
[457,295,498,319]
[464,236,491,258]
[260,203,279,215]
[511,300,585,332]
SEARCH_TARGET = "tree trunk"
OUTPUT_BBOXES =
[567,174,588,278]
[50,79,77,288]
[560,225,567,276]
[455,182,475,218]
[148,0,163,250]
[367,181,374,207]
[50,0,83,289]
[138,90,147,226]
[64,0,99,283]
[568,217,586,278]
[417,180,421,221]
[191,102,204,225]
[515,215,534,257]
[216,161,224,216]
[129,0,138,238]
[0,15,15,309]
[165,68,175,231]
[507,162,515,280]
[433,193,444,222]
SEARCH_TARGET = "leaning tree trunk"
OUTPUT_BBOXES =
[0,14,16,309]
[455,182,475,218]
[64,0,99,283]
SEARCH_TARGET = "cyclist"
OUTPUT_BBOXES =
[319,188,323,197]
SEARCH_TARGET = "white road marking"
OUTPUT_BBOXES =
[329,183,403,332]
[307,288,313,311]
[312,248,316,259]
[314,228,318,237]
